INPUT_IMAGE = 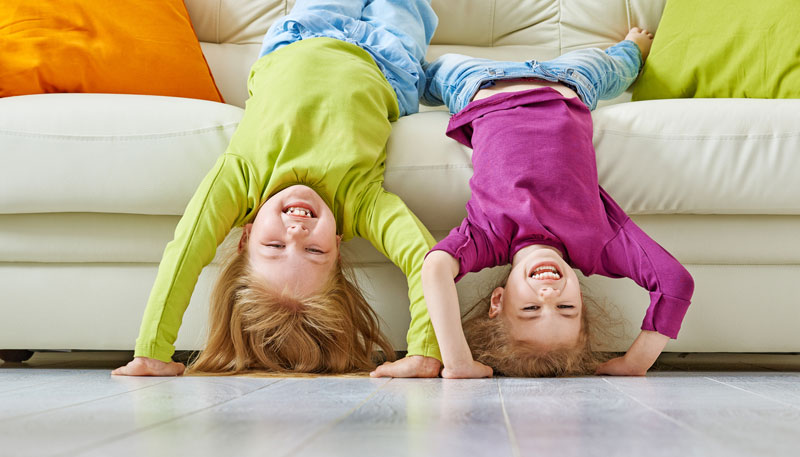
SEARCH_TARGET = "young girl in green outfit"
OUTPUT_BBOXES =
[113,0,442,377]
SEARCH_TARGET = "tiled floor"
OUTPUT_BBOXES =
[1,352,799,457]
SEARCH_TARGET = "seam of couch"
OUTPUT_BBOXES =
[625,0,632,31]
[557,0,563,55]
[595,130,800,141]
[0,123,240,142]
[489,0,496,47]
[214,0,220,43]
[384,164,473,172]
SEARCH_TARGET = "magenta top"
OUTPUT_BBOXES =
[431,88,694,338]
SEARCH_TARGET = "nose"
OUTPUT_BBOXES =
[538,286,560,301]
[286,223,308,238]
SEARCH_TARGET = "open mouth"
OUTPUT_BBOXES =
[282,203,315,218]
[528,262,562,280]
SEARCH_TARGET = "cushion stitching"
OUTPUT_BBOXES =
[384,164,474,171]
[0,123,240,141]
[596,130,800,141]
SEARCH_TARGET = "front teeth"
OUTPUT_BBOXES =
[531,265,561,280]
[285,207,312,217]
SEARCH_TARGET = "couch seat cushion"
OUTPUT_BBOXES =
[3,95,799,223]
[593,98,800,215]
[0,93,242,215]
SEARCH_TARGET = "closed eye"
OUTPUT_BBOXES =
[306,247,324,254]
[264,243,284,248]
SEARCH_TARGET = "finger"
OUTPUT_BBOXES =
[171,362,186,376]
[370,363,397,378]
[111,363,138,376]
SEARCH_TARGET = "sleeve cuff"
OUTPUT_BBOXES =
[134,340,176,363]
[641,291,691,339]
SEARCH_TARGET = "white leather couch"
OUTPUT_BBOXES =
[2,0,799,358]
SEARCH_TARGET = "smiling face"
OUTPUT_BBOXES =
[241,185,340,298]
[489,245,583,350]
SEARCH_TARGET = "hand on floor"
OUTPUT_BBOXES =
[594,356,647,376]
[111,356,185,376]
[370,355,441,378]
[441,359,493,379]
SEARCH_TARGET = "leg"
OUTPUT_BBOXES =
[425,30,649,114]
[540,40,643,109]
[258,0,370,59]
[423,54,541,114]
[360,0,437,116]
[360,0,438,66]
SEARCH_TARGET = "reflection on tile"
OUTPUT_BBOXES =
[294,378,513,457]
[606,375,800,457]
[2,353,800,457]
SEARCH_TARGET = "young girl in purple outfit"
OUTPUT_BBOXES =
[374,28,695,378]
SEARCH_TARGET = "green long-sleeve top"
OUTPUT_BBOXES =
[134,38,440,363]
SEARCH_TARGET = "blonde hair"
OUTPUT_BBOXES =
[462,284,616,377]
[187,242,395,375]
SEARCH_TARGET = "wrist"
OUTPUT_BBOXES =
[625,331,669,368]
[442,349,476,369]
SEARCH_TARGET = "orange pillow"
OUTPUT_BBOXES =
[0,0,223,102]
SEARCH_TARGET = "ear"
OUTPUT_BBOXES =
[488,287,504,318]
[238,224,253,253]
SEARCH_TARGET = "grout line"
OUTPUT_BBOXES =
[497,378,522,457]
[704,377,800,411]
[58,378,285,457]
[282,377,392,457]
[600,377,720,444]
[0,376,178,424]
[601,375,788,452]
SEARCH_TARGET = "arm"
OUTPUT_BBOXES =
[355,186,442,373]
[125,154,256,368]
[421,250,492,378]
[596,212,694,375]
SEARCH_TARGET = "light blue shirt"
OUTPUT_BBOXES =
[259,0,438,117]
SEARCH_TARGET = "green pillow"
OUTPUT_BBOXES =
[632,0,800,100]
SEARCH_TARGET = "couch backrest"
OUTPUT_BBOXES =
[185,0,666,107]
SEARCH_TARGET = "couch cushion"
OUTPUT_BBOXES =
[0,93,241,215]
[593,98,800,215]
[3,95,799,220]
